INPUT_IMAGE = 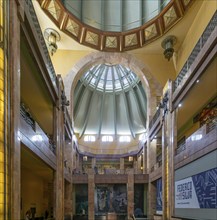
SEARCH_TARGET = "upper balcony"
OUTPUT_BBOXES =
[148,11,217,135]
[22,0,58,102]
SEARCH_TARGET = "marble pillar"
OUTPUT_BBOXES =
[127,173,134,219]
[120,157,124,174]
[88,174,95,220]
[54,78,65,220]
[9,0,22,219]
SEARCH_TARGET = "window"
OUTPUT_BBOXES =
[102,135,113,142]
[119,136,131,142]
[84,135,96,142]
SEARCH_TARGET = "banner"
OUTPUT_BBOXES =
[175,167,217,209]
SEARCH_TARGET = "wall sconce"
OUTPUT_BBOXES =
[83,156,88,161]
[44,28,61,56]
[161,35,177,61]
[129,156,133,162]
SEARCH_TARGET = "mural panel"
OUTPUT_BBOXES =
[95,184,127,214]
[75,184,88,215]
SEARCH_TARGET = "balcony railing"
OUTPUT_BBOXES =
[156,153,162,167]
[24,0,58,94]
[149,107,161,130]
[174,11,217,91]
[20,103,56,154]
[175,118,217,157]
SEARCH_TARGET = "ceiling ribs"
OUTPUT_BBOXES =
[116,67,136,139]
[112,66,117,138]
[74,64,101,119]
[98,66,109,138]
[119,65,146,126]
[79,65,106,138]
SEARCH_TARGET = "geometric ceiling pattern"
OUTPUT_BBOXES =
[37,0,193,52]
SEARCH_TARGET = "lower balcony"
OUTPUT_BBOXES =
[175,119,217,169]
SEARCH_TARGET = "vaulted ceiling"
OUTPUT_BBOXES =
[74,64,147,138]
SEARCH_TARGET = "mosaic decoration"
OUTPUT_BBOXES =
[85,31,99,46]
[65,18,79,37]
[95,184,127,214]
[144,23,157,41]
[125,33,138,47]
[163,6,177,28]
[47,0,61,21]
[105,36,118,48]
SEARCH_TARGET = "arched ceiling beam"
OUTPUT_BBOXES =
[79,65,106,138]
[135,83,147,117]
[119,66,146,126]
[116,67,136,139]
[112,66,117,138]
[98,66,109,137]
[74,64,102,119]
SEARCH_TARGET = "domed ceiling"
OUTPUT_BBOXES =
[74,64,147,138]
[37,0,194,51]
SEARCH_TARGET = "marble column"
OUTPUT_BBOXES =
[168,108,177,217]
[147,139,157,219]
[92,157,96,169]
[9,0,23,219]
[127,173,134,219]
[54,78,65,220]
[88,174,95,220]
[143,144,147,174]
[162,81,173,220]
[120,157,124,174]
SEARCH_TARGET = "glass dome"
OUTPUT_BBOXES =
[74,64,147,138]
[81,64,139,92]
[61,0,171,31]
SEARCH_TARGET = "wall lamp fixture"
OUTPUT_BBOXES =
[161,35,177,61]
[44,28,61,56]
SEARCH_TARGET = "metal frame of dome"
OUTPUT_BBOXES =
[73,64,147,138]
[80,64,139,93]
[37,0,194,52]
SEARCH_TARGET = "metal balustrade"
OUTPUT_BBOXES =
[148,12,217,131]
[20,103,56,154]
[174,11,217,91]
[20,103,36,131]
[149,107,161,130]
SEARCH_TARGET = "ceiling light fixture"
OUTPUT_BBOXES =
[161,35,177,61]
[44,28,61,56]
